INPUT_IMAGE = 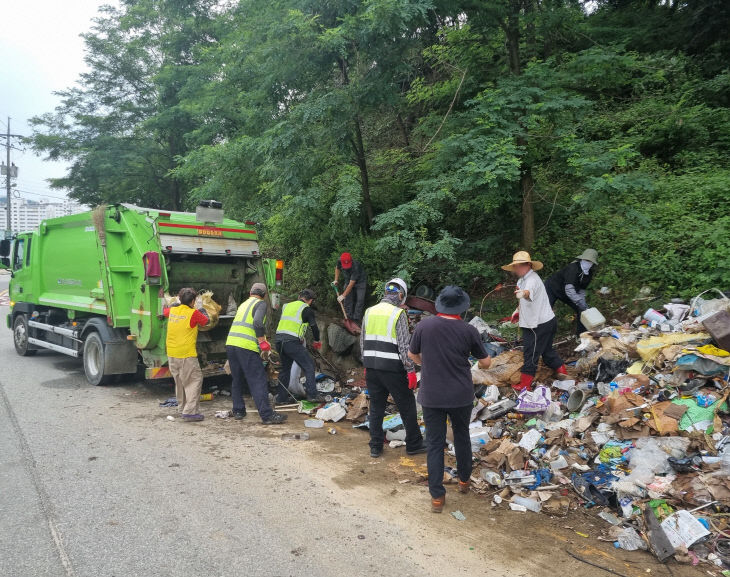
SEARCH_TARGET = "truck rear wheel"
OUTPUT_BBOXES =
[83,331,113,386]
[13,314,37,357]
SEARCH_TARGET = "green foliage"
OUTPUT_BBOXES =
[28,0,730,317]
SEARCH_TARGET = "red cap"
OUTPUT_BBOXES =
[340,252,353,269]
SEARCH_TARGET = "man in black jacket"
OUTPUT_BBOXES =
[544,249,599,336]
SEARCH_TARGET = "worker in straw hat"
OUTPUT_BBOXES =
[502,251,569,392]
[545,249,599,337]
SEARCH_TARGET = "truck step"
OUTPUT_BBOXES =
[27,338,80,358]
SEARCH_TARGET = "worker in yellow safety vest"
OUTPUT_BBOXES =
[274,289,327,404]
[164,287,209,421]
[225,282,287,425]
[360,278,425,458]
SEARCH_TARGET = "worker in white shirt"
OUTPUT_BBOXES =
[502,251,568,392]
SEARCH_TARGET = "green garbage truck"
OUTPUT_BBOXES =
[0,202,282,385]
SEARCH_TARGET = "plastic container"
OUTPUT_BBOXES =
[281,432,309,440]
[580,307,606,330]
[315,403,347,422]
[304,419,324,428]
[550,455,569,471]
[567,389,589,412]
[481,470,502,486]
[511,496,542,513]
[644,308,667,324]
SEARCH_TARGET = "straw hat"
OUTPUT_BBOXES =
[501,251,543,272]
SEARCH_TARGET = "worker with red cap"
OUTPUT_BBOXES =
[332,252,368,325]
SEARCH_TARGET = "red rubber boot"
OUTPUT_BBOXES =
[513,373,534,393]
[555,365,570,381]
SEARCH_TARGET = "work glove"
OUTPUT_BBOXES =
[331,281,338,287]
[510,309,519,323]
[407,371,418,390]
[337,294,346,303]
[312,341,322,351]
[259,340,271,352]
[514,289,527,300]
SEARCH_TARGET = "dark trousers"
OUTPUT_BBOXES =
[520,317,563,376]
[546,285,586,336]
[367,368,423,452]
[275,339,317,401]
[344,284,367,323]
[423,405,473,499]
[226,345,274,421]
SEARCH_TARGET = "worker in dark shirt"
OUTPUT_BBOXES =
[274,289,327,404]
[544,249,599,336]
[408,286,491,514]
[333,252,368,324]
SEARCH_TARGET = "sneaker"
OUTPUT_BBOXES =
[431,496,445,513]
[370,446,383,458]
[261,412,288,425]
[181,413,204,422]
[406,442,427,456]
[232,410,246,420]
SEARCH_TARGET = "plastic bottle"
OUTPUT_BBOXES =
[281,432,310,440]
[511,496,542,513]
[304,419,324,428]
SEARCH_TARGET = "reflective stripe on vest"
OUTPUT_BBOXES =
[226,296,264,352]
[276,300,309,338]
[362,302,404,371]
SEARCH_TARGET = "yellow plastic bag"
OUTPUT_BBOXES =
[636,332,710,362]
[196,291,221,332]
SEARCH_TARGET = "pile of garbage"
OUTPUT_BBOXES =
[463,292,730,567]
[296,288,730,568]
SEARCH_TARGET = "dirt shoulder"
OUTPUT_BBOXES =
[131,381,709,577]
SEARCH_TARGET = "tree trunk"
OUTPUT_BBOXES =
[521,167,535,249]
[396,113,410,147]
[506,0,522,76]
[352,115,374,229]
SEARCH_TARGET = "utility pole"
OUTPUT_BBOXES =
[1,117,23,236]
[5,117,10,234]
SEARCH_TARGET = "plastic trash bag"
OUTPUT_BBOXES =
[515,385,551,414]
[196,291,221,332]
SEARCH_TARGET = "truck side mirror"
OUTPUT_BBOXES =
[0,239,9,257]
[0,256,9,269]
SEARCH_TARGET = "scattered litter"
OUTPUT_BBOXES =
[451,510,466,521]
[166,415,175,421]
[214,410,232,418]
[159,397,178,407]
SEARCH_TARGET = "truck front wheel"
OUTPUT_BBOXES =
[13,314,37,357]
[83,331,113,386]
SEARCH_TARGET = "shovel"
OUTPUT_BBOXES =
[331,283,361,335]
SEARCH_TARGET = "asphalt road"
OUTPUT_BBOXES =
[1,296,501,577]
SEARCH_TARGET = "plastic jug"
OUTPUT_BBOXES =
[580,307,606,330]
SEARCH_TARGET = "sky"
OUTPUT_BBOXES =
[0,1,110,204]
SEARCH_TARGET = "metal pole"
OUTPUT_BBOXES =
[5,117,10,234]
